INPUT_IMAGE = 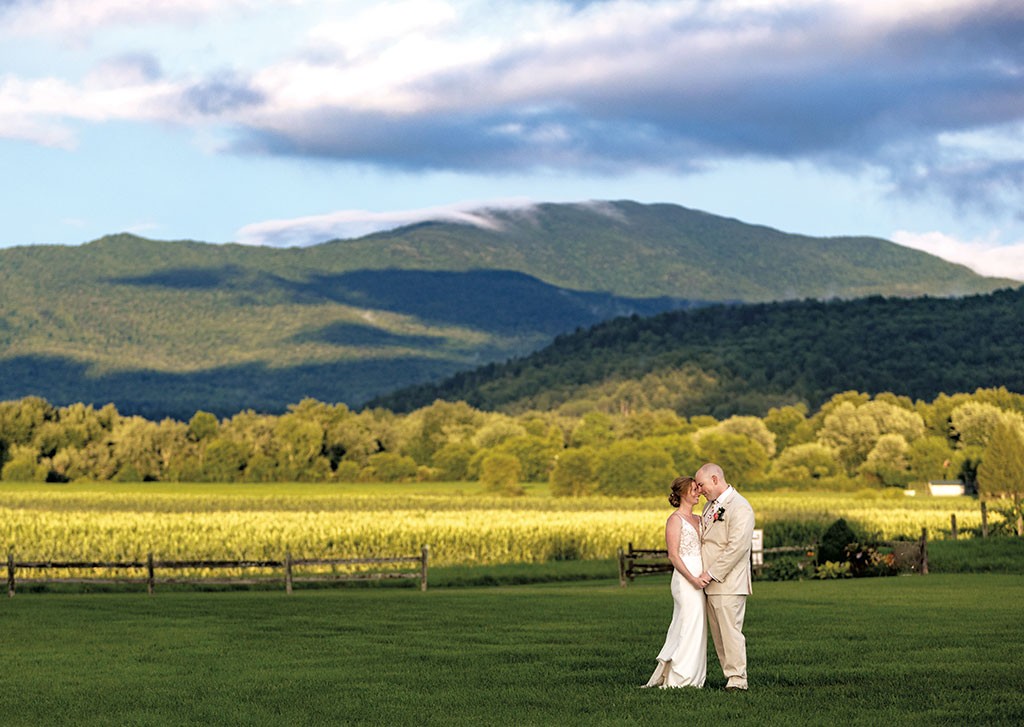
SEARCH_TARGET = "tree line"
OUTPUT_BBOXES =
[2,388,1022,531]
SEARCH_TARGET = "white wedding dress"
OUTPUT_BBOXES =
[644,514,707,688]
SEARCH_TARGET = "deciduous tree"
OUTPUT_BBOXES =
[550,447,598,496]
[595,440,675,496]
[950,402,1011,449]
[977,419,1024,536]
[769,442,841,483]
[479,452,524,495]
[695,430,770,484]
[859,433,911,487]
[764,403,812,452]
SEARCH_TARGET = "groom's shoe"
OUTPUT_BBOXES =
[724,685,748,692]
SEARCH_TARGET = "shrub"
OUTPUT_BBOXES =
[363,452,418,483]
[333,461,361,482]
[814,561,852,579]
[845,542,899,577]
[818,518,858,566]
[757,555,809,581]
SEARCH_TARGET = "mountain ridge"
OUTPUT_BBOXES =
[305,201,1012,300]
[0,201,1016,418]
[372,286,1024,417]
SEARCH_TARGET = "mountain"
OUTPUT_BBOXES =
[312,200,1010,300]
[371,287,1024,417]
[0,201,1015,418]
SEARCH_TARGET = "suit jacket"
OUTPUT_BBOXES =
[701,487,755,596]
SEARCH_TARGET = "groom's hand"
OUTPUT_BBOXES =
[697,571,713,588]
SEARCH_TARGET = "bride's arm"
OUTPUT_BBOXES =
[665,515,701,587]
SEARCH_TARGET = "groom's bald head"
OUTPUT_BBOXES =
[695,463,727,500]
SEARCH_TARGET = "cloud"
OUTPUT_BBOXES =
[225,1,1024,189]
[234,198,537,247]
[182,74,265,116]
[892,230,1024,282]
[86,53,164,87]
[231,106,708,174]
[0,0,260,36]
[4,0,1024,219]
[0,111,75,147]
[885,124,1024,215]
[0,72,181,144]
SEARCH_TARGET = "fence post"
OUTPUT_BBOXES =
[285,552,293,595]
[751,529,764,574]
[950,514,958,540]
[617,547,626,587]
[7,552,14,598]
[981,500,989,538]
[420,545,429,592]
[147,552,155,596]
[919,528,929,575]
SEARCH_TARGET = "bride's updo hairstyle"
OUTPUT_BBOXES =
[668,476,695,508]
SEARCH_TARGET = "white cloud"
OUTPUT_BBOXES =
[234,198,536,246]
[0,113,75,147]
[0,73,183,145]
[892,230,1024,282]
[0,0,264,37]
[305,0,459,61]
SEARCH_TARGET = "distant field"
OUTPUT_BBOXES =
[0,482,1001,573]
[2,575,1022,726]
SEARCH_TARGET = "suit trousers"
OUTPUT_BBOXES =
[706,593,748,688]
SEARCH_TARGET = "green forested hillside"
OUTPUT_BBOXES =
[314,201,1012,300]
[374,286,1024,417]
[0,201,1015,418]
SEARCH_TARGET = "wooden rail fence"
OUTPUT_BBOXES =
[618,529,774,586]
[617,527,929,585]
[6,546,430,597]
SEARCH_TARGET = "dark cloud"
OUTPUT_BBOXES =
[233,106,711,175]
[889,153,1024,216]
[183,75,265,116]
[226,1,1024,211]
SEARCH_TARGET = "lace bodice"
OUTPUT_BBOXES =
[677,515,702,558]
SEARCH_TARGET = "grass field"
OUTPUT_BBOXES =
[3,574,1023,726]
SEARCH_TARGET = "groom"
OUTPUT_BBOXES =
[695,462,755,691]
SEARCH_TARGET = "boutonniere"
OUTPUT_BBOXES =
[712,506,726,523]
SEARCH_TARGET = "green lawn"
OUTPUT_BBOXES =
[3,574,1023,726]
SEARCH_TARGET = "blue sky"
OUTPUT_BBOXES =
[2,0,1023,280]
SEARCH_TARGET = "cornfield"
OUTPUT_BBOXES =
[1,485,1000,578]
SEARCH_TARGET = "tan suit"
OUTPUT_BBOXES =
[701,487,755,689]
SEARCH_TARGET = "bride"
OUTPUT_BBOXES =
[643,475,707,688]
